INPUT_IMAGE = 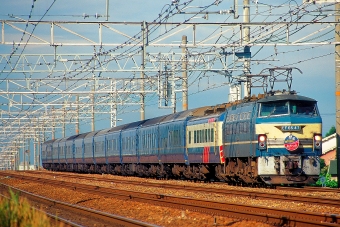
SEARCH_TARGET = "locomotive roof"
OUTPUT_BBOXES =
[257,94,316,103]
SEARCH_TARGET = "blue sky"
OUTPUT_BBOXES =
[0,0,336,143]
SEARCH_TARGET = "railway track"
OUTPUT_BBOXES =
[276,186,340,194]
[26,170,339,194]
[0,171,339,227]
[0,182,159,227]
[22,170,340,209]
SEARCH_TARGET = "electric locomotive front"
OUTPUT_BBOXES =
[255,91,322,185]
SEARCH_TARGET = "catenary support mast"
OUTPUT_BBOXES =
[243,0,250,98]
[182,35,188,111]
[335,2,340,187]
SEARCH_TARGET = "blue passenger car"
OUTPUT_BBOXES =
[41,139,55,169]
[94,129,111,169]
[105,125,125,165]
[83,131,98,172]
[138,116,167,164]
[158,112,188,164]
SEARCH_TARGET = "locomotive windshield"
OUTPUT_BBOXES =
[259,100,318,117]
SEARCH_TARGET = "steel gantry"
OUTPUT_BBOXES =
[0,1,338,169]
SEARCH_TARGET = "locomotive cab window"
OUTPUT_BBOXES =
[290,101,318,116]
[259,100,319,117]
[259,101,288,117]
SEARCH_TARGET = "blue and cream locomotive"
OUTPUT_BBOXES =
[42,90,322,185]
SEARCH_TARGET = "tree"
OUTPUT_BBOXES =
[325,126,336,137]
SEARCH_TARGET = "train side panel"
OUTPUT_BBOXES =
[94,129,110,165]
[139,124,159,163]
[186,115,223,164]
[83,132,97,164]
[74,133,88,171]
[41,139,55,169]
[106,131,122,164]
[223,102,257,158]
[158,120,186,164]
[121,128,138,164]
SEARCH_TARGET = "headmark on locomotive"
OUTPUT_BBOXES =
[41,90,322,186]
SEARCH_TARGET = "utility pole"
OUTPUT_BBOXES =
[111,80,117,127]
[229,0,250,101]
[37,132,40,170]
[140,21,147,120]
[335,2,340,187]
[106,0,109,21]
[182,35,188,111]
[91,86,95,132]
[76,95,80,134]
[52,106,56,140]
[63,101,66,137]
[33,141,36,169]
[243,0,250,98]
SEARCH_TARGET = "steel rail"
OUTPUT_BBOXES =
[276,186,340,194]
[1,171,339,227]
[0,182,159,227]
[26,170,340,209]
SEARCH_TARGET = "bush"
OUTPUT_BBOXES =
[0,190,52,227]
[315,173,338,188]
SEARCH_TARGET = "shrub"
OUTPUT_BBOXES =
[0,189,53,227]
[315,173,338,188]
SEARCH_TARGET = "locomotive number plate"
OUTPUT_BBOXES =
[281,125,301,131]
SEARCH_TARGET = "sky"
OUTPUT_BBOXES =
[0,0,337,164]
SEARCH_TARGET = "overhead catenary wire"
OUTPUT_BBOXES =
[0,0,337,146]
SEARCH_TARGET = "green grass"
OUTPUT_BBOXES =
[0,189,57,227]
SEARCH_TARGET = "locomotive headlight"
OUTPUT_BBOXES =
[314,134,322,141]
[313,133,322,150]
[258,135,266,142]
[258,134,267,150]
